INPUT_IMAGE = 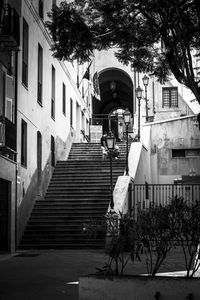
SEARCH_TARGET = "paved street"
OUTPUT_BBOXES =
[0,248,186,300]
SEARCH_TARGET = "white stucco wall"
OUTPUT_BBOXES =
[95,49,132,77]
[16,0,91,241]
[113,175,131,214]
[128,126,151,184]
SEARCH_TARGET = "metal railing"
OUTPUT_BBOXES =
[128,183,200,218]
[80,130,90,142]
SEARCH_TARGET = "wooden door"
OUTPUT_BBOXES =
[0,178,10,251]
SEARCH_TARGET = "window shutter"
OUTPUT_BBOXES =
[5,74,14,122]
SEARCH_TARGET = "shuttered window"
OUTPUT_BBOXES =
[51,65,55,119]
[22,18,29,87]
[37,43,43,104]
[62,83,66,115]
[162,87,178,108]
[21,119,27,167]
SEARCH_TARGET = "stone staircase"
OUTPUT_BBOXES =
[19,142,127,249]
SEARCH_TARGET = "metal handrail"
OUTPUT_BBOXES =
[80,130,90,143]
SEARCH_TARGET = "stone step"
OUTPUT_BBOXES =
[19,242,104,250]
[46,186,110,192]
[34,199,109,204]
[44,196,110,200]
[20,141,126,250]
[48,180,115,185]
[30,210,106,216]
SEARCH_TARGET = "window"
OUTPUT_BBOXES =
[22,18,29,87]
[172,148,200,158]
[3,72,15,123]
[70,98,73,127]
[172,149,185,158]
[21,119,27,167]
[37,43,43,104]
[186,149,200,157]
[51,135,55,167]
[37,131,42,172]
[51,65,55,119]
[62,83,66,115]
[39,0,44,19]
[162,87,178,108]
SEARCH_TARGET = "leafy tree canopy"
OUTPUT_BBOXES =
[46,0,200,103]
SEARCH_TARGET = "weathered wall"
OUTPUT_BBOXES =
[149,116,200,183]
[149,80,193,121]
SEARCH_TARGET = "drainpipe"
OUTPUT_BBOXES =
[14,48,18,252]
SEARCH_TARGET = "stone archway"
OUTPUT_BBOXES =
[92,67,134,138]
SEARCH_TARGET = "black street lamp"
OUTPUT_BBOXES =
[123,108,131,175]
[106,131,116,210]
[0,5,5,34]
[135,86,143,141]
[142,75,149,122]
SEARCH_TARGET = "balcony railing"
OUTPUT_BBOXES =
[0,4,20,50]
[128,183,200,218]
[0,116,16,158]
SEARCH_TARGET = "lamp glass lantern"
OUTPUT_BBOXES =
[110,81,116,92]
[136,86,143,99]
[130,65,135,72]
[123,108,131,126]
[142,75,149,87]
[106,132,115,151]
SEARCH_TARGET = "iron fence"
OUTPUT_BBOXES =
[128,183,200,218]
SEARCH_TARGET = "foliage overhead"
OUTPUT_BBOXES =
[46,0,200,102]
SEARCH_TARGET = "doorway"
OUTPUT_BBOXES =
[0,178,10,252]
[109,109,129,141]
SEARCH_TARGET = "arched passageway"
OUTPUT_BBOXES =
[92,68,134,140]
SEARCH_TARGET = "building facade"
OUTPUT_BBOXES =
[0,0,92,252]
[148,115,200,184]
